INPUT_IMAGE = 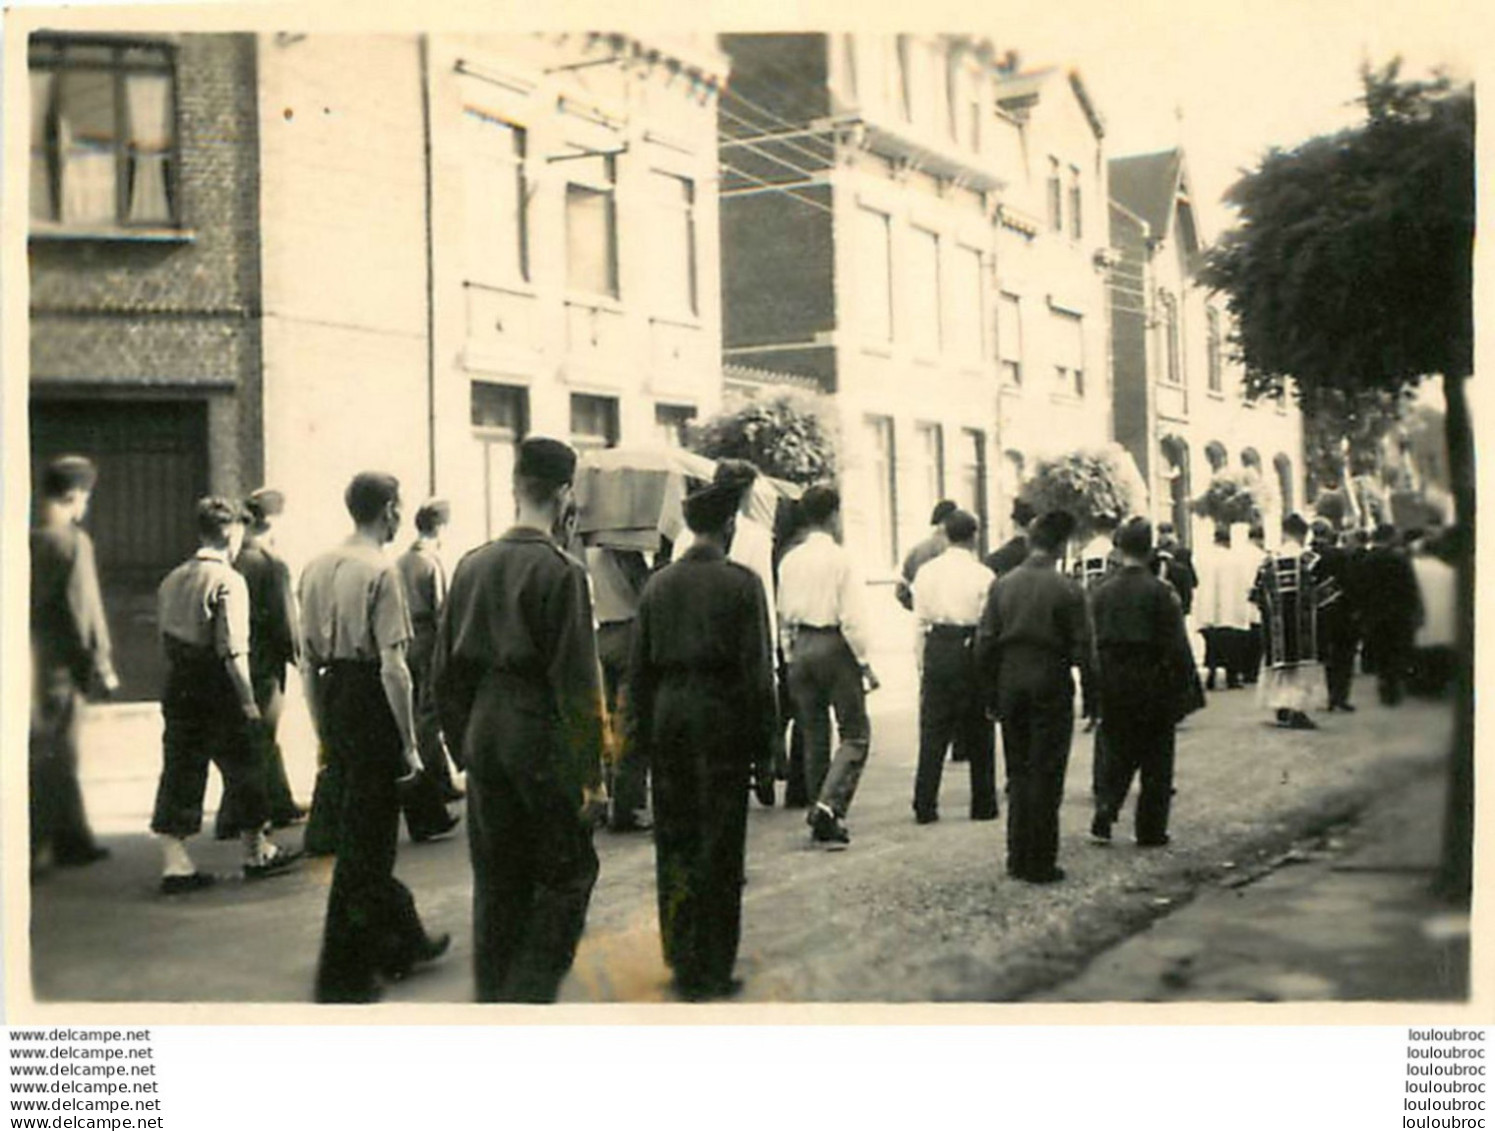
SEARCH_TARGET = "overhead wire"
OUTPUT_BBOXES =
[717,160,835,216]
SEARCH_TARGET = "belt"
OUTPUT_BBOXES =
[790,623,841,634]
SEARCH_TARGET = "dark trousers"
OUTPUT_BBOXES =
[914,630,997,819]
[651,717,750,993]
[302,743,343,856]
[1244,625,1263,683]
[1368,623,1415,705]
[468,757,599,1003]
[29,668,101,865]
[599,621,647,818]
[778,656,808,805]
[786,629,870,818]
[1096,720,1175,844]
[150,651,267,840]
[997,654,1074,880]
[1323,625,1358,709]
[215,671,300,837]
[409,631,456,794]
[314,662,432,1003]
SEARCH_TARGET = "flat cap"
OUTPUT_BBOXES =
[516,436,577,485]
[42,454,98,497]
[245,487,286,521]
[682,481,739,535]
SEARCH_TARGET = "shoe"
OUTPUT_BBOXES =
[1090,814,1113,844]
[754,774,777,808]
[160,872,217,895]
[54,845,110,867]
[970,809,999,822]
[410,813,461,843]
[809,806,850,849]
[913,806,939,825]
[383,932,452,981]
[1275,708,1292,726]
[1205,672,1217,692]
[1022,867,1067,884]
[1338,703,1357,713]
[1288,711,1318,730]
[243,846,304,880]
[1136,835,1172,848]
[674,976,744,1003]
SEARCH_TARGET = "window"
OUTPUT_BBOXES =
[950,246,983,363]
[654,403,696,449]
[908,226,942,358]
[29,37,178,229]
[471,382,530,539]
[650,171,697,314]
[968,93,982,153]
[1052,309,1085,399]
[866,415,898,569]
[1206,307,1224,393]
[956,429,988,555]
[570,393,620,450]
[565,154,618,298]
[463,109,528,283]
[1158,290,1181,385]
[943,53,960,141]
[858,206,893,344]
[1068,168,1082,240]
[1046,159,1062,232]
[914,423,944,525]
[997,292,1023,386]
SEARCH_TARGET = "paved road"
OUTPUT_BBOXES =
[27,658,1452,1006]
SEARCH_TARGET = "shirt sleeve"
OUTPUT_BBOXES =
[214,571,251,659]
[67,531,116,685]
[371,564,413,651]
[836,548,871,664]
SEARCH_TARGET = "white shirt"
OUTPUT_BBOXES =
[728,513,779,658]
[913,546,994,628]
[1413,553,1456,648]
[1197,541,1257,630]
[777,530,870,663]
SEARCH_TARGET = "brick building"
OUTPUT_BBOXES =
[1108,147,1304,549]
[719,33,1014,592]
[27,33,264,698]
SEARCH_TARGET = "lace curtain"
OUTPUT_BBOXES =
[126,73,172,224]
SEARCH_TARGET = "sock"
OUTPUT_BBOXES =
[242,827,274,866]
[160,836,195,878]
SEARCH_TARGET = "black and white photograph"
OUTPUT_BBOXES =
[3,0,1485,1097]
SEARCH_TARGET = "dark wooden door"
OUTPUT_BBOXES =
[30,398,208,701]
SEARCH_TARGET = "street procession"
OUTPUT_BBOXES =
[21,30,1471,1007]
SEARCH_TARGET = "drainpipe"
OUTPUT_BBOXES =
[419,33,437,495]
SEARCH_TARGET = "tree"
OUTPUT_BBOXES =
[688,392,839,486]
[1301,385,1410,498]
[1200,60,1475,899]
[1019,444,1148,543]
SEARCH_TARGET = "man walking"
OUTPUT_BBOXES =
[150,498,301,894]
[29,455,118,875]
[910,509,997,825]
[587,544,653,831]
[976,510,1088,884]
[896,499,956,610]
[1355,523,1424,706]
[1153,522,1198,616]
[1310,519,1360,712]
[395,499,464,841]
[777,485,877,849]
[627,481,777,1000]
[433,438,606,1003]
[1251,513,1339,730]
[1089,519,1197,847]
[216,487,305,839]
[984,499,1036,577]
[300,474,449,1002]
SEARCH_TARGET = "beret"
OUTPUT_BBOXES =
[245,487,285,520]
[516,437,578,485]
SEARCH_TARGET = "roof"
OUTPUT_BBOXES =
[993,67,1106,139]
[1108,148,1184,242]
